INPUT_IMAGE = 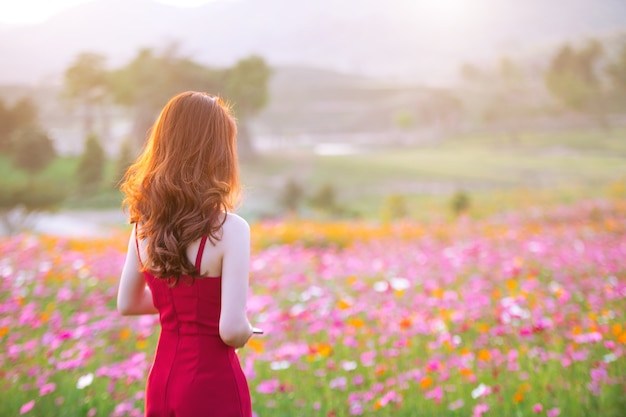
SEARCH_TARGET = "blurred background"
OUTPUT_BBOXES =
[1,0,626,235]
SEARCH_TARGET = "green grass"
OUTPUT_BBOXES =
[2,127,625,219]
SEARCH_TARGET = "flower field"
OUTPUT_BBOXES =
[1,199,625,416]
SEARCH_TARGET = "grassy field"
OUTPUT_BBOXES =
[1,127,625,220]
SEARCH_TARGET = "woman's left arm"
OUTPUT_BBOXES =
[117,228,158,315]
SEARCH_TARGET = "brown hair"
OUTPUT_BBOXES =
[120,91,241,281]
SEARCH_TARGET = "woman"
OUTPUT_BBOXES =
[117,91,254,417]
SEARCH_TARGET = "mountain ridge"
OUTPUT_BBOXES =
[1,0,625,85]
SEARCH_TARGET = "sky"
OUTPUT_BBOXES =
[0,0,219,25]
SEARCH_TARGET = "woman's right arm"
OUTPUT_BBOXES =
[218,214,254,348]
[117,227,158,316]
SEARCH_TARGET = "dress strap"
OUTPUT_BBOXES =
[134,224,144,269]
[195,235,208,273]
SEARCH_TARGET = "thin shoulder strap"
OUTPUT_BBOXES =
[134,224,145,269]
[195,235,208,273]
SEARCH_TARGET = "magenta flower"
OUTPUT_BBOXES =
[256,379,280,394]
[20,401,35,414]
[39,382,56,396]
[547,408,560,417]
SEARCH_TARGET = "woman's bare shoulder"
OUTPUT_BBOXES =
[221,212,250,240]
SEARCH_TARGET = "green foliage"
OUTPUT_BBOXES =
[0,178,67,234]
[309,182,338,213]
[381,194,409,222]
[450,190,471,216]
[225,55,272,118]
[0,97,39,153]
[606,42,626,110]
[0,99,13,152]
[115,137,136,184]
[64,52,109,136]
[11,128,56,175]
[77,133,106,192]
[545,40,605,114]
[108,45,229,146]
[278,178,305,214]
[10,97,38,129]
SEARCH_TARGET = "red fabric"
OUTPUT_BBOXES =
[139,235,252,417]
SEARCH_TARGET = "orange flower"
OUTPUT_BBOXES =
[513,392,524,403]
[419,376,433,389]
[40,312,50,323]
[612,323,623,338]
[136,340,147,350]
[312,343,333,357]
[506,279,518,291]
[460,368,473,378]
[0,326,8,337]
[348,317,364,329]
[337,299,351,310]
[478,349,491,361]
[247,338,264,354]
[373,400,382,410]
[119,328,131,341]
[399,317,412,330]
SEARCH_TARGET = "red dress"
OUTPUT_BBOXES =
[138,235,252,417]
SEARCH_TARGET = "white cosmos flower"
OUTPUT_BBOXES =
[389,277,410,291]
[76,373,94,389]
[471,383,488,399]
[270,360,290,370]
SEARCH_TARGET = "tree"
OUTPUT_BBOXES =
[63,52,109,137]
[12,128,56,175]
[1,128,64,235]
[0,98,14,152]
[545,40,608,129]
[483,56,527,142]
[115,137,136,184]
[278,179,304,215]
[606,42,626,111]
[0,97,38,153]
[309,183,338,214]
[109,45,225,148]
[224,55,272,159]
[76,133,106,192]
[11,97,38,129]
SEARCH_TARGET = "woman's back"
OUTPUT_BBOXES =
[117,92,254,417]
[141,232,252,417]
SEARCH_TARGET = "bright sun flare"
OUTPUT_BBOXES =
[0,0,218,25]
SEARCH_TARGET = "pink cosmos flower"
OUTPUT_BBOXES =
[532,403,543,413]
[547,408,560,417]
[425,386,443,403]
[20,401,35,414]
[472,403,490,417]
[39,382,56,396]
[448,399,464,410]
[256,379,279,394]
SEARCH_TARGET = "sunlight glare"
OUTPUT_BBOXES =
[0,0,218,25]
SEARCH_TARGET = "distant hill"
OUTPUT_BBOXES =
[1,0,625,85]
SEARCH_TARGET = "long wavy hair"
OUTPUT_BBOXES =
[120,91,241,281]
